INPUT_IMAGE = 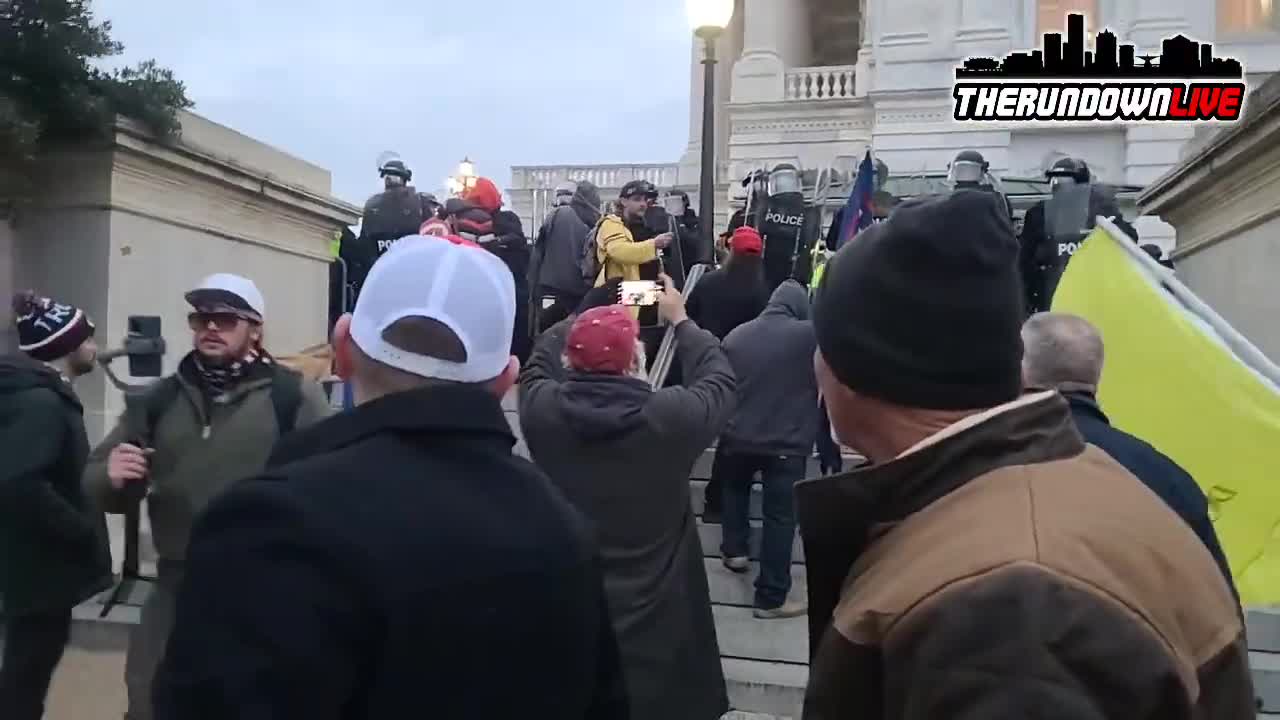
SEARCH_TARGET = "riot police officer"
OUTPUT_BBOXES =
[1019,157,1138,314]
[948,150,1015,219]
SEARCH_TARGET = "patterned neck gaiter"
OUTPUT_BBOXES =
[193,348,264,396]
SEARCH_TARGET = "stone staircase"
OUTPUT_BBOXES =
[688,447,812,719]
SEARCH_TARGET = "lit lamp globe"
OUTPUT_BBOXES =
[686,0,733,38]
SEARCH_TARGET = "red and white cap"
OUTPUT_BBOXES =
[350,235,515,383]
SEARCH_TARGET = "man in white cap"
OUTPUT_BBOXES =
[153,237,626,719]
[84,272,330,720]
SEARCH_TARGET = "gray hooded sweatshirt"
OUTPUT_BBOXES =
[720,279,819,456]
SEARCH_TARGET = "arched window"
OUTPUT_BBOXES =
[1218,0,1277,33]
[1038,0,1098,36]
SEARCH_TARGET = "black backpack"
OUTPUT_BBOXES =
[579,218,606,287]
[141,365,303,440]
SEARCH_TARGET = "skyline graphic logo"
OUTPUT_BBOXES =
[953,14,1246,123]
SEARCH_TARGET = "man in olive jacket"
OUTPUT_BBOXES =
[519,275,735,720]
[83,274,329,720]
[0,291,112,720]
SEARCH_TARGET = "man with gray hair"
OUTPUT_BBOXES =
[1022,312,1236,596]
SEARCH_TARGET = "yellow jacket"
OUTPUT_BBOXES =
[594,214,657,287]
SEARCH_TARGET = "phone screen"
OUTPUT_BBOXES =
[619,281,661,307]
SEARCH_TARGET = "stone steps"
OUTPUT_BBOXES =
[706,559,807,607]
[1253,607,1280,715]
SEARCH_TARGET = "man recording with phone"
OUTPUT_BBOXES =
[83,273,330,720]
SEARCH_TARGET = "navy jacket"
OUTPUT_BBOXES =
[1064,391,1237,599]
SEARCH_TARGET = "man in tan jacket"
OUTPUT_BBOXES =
[798,191,1253,719]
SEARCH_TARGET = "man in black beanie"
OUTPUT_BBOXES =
[793,191,1254,719]
[0,291,112,720]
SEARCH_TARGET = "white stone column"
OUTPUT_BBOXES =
[731,0,810,103]
[855,0,875,96]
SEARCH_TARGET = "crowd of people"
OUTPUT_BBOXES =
[0,173,1258,720]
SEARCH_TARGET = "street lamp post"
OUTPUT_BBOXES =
[687,0,734,261]
[446,157,478,197]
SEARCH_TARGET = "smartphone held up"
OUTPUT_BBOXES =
[619,280,662,307]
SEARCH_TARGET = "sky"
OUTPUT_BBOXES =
[94,0,696,205]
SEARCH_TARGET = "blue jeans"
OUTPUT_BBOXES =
[714,449,807,609]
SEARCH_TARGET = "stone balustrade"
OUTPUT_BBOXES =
[510,163,680,192]
[784,65,858,101]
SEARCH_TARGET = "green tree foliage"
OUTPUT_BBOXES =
[0,0,193,178]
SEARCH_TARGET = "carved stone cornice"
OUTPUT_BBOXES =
[112,117,359,229]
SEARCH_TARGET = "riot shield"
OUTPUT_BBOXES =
[761,191,807,291]
[1044,183,1093,243]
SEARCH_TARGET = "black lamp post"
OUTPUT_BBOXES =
[688,0,734,261]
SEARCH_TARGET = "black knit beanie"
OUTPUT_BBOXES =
[12,291,95,362]
[812,190,1024,410]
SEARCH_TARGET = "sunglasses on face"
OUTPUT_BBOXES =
[188,312,245,332]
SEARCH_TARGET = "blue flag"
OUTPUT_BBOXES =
[835,150,875,251]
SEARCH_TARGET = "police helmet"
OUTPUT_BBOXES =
[768,163,801,195]
[554,181,577,206]
[1046,157,1091,184]
[948,150,989,185]
[379,159,412,182]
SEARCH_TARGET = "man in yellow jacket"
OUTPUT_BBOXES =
[595,181,672,292]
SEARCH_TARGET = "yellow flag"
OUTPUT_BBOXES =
[1052,224,1280,605]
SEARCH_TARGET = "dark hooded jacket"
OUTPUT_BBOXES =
[720,280,819,457]
[685,254,771,341]
[518,318,736,720]
[452,202,533,362]
[531,182,602,297]
[0,355,112,615]
[1063,390,1236,598]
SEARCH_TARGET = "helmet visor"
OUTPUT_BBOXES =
[949,161,985,184]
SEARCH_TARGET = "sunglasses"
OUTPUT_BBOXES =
[188,312,246,332]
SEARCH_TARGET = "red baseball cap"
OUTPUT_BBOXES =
[565,305,640,374]
[730,226,763,255]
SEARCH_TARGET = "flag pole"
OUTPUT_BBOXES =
[1095,216,1280,388]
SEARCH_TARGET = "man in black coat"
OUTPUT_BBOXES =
[0,291,112,720]
[154,237,626,719]
[1021,312,1237,597]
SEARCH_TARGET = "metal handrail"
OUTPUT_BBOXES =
[649,262,710,390]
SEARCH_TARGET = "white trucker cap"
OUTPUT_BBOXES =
[186,273,266,322]
[350,235,515,383]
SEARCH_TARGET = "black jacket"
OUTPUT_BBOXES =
[0,355,111,615]
[153,384,627,720]
[518,319,735,720]
[1064,391,1237,599]
[685,261,770,341]
[721,281,819,457]
[532,205,591,296]
[1018,188,1138,313]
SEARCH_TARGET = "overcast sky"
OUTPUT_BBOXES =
[94,0,695,205]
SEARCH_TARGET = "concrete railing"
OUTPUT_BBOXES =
[785,65,858,101]
[510,164,680,192]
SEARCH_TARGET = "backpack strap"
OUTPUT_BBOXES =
[269,365,304,435]
[134,368,303,440]
[139,376,184,446]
